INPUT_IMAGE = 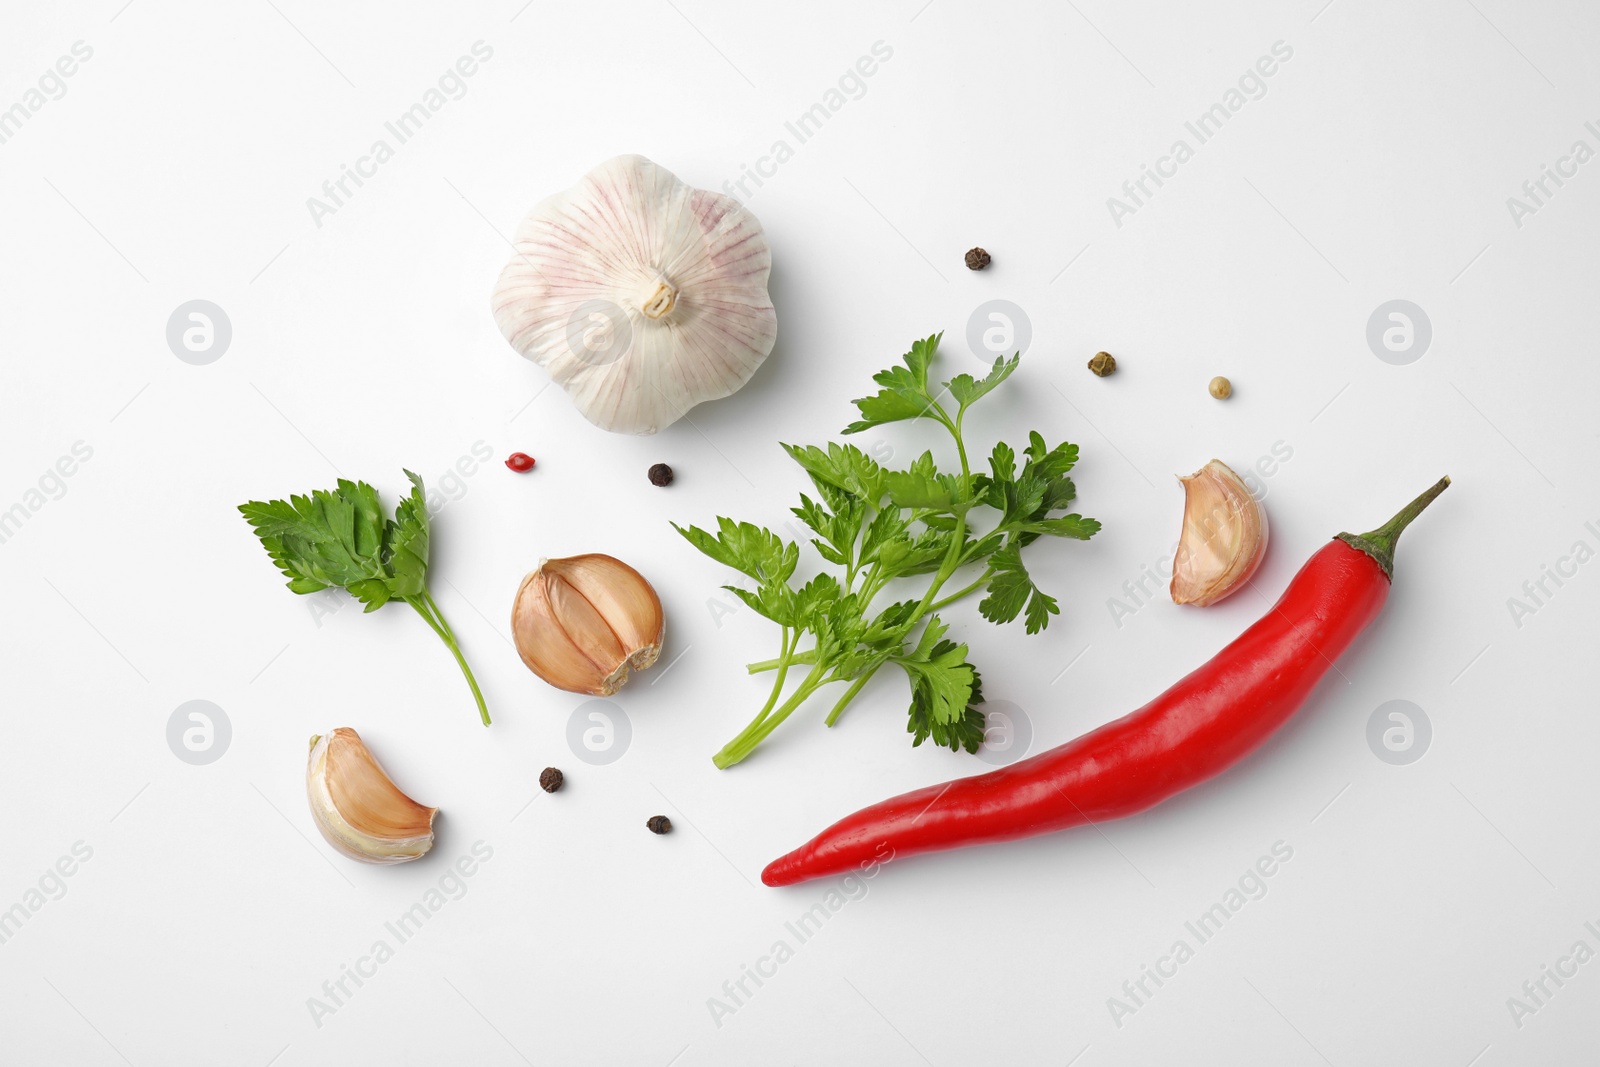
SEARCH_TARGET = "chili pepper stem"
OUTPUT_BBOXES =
[1335,475,1450,581]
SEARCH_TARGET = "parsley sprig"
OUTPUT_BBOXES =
[675,334,1100,768]
[239,471,490,726]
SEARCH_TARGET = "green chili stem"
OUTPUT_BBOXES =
[1335,476,1451,581]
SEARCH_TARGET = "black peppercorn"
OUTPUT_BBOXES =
[646,815,672,834]
[1088,351,1116,377]
[648,462,674,487]
[539,767,564,793]
[964,247,991,271]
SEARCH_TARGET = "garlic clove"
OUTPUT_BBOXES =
[1170,459,1269,607]
[545,555,664,670]
[512,553,665,695]
[306,729,436,864]
[490,155,778,435]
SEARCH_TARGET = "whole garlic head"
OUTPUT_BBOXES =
[512,553,666,695]
[1170,459,1269,607]
[491,155,778,435]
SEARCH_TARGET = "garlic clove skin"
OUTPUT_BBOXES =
[1170,459,1269,607]
[306,729,437,865]
[512,553,665,695]
[490,155,777,435]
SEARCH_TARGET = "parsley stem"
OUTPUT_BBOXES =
[927,567,996,614]
[905,400,974,617]
[747,648,817,673]
[407,593,490,727]
[749,561,993,673]
[714,664,827,768]
[858,561,885,604]
[750,627,796,727]
[912,512,968,618]
[824,667,879,727]
[421,587,458,642]
[952,410,971,482]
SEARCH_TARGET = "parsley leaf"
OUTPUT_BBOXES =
[979,542,1060,634]
[240,471,490,725]
[841,334,946,434]
[944,354,1020,414]
[903,624,988,753]
[883,469,961,512]
[782,442,886,504]
[238,479,387,594]
[672,519,798,586]
[897,617,976,725]
[384,470,430,599]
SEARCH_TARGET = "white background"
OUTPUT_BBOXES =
[1,0,1597,1063]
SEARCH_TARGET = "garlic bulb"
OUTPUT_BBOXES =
[1170,459,1268,606]
[306,729,436,864]
[491,155,778,435]
[512,553,665,695]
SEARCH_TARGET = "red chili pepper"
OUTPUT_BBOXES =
[505,452,536,473]
[761,477,1450,887]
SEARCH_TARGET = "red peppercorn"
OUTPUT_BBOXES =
[505,452,536,473]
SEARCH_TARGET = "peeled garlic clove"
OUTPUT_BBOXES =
[490,154,778,435]
[1170,459,1268,607]
[512,553,665,695]
[306,729,436,864]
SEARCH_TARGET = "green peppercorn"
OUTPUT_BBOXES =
[1088,352,1116,377]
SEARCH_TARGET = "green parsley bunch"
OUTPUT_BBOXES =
[675,333,1099,768]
